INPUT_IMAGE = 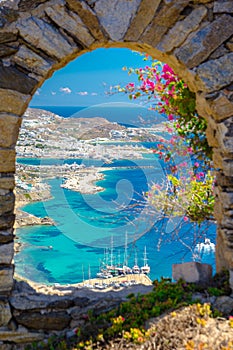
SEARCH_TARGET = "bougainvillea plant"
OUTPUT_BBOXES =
[117,56,214,225]
[119,57,212,161]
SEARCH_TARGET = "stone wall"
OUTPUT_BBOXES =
[0,0,232,346]
[0,279,153,348]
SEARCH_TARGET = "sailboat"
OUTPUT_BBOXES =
[122,231,132,274]
[140,246,150,274]
[84,264,94,288]
[132,249,140,274]
[96,248,113,278]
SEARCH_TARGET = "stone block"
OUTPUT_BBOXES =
[0,88,31,115]
[0,266,14,294]
[205,117,219,148]
[212,148,225,171]
[0,229,14,244]
[13,45,53,77]
[0,114,21,148]
[209,44,230,60]
[216,172,233,188]
[0,329,44,343]
[0,150,15,173]
[209,94,233,121]
[18,0,48,11]
[14,310,71,330]
[45,5,95,48]
[216,230,233,270]
[0,32,18,45]
[175,15,233,68]
[157,6,207,52]
[0,176,15,190]
[222,160,233,177]
[230,270,233,292]
[0,43,19,58]
[0,214,15,230]
[0,302,11,327]
[0,243,14,264]
[0,192,14,216]
[196,52,233,93]
[0,7,18,28]
[172,262,212,284]
[215,119,233,153]
[10,293,73,311]
[0,63,37,95]
[16,16,76,61]
[125,0,162,41]
[218,191,233,209]
[213,295,233,315]
[214,1,233,13]
[66,0,104,41]
[141,1,187,46]
[94,0,141,41]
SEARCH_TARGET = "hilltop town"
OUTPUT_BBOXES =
[16,108,159,160]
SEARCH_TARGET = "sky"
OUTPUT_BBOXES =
[30,48,149,107]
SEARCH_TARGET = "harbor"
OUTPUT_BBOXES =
[80,273,152,291]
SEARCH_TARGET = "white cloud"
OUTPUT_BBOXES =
[91,92,98,96]
[76,91,88,96]
[60,87,72,94]
[35,90,40,96]
[51,91,56,96]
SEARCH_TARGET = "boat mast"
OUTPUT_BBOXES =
[143,246,148,266]
[124,231,128,266]
[82,264,85,285]
[110,236,114,267]
[88,264,91,283]
[134,249,138,266]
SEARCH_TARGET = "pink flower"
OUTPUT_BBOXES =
[187,147,193,153]
[168,114,174,121]
[196,172,205,180]
[194,162,199,168]
[166,127,173,133]
[183,216,189,222]
[162,64,174,75]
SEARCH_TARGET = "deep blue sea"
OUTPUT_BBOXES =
[15,106,216,285]
[31,104,166,127]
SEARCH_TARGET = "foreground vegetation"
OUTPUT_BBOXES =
[27,271,233,350]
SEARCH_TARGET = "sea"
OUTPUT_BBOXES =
[14,106,216,285]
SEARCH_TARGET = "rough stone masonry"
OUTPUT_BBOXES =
[0,0,232,346]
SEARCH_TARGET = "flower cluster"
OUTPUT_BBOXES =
[147,170,215,224]
[119,56,215,228]
[123,327,150,344]
[120,58,212,161]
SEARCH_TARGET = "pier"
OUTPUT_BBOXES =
[79,273,153,291]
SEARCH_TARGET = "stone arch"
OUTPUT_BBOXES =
[0,0,233,342]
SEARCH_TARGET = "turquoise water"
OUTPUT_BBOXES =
[15,159,216,285]
[16,106,216,284]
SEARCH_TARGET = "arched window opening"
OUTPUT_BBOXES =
[14,48,216,287]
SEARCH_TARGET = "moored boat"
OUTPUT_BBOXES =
[140,246,150,274]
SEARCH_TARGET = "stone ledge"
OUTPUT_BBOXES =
[0,329,44,343]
